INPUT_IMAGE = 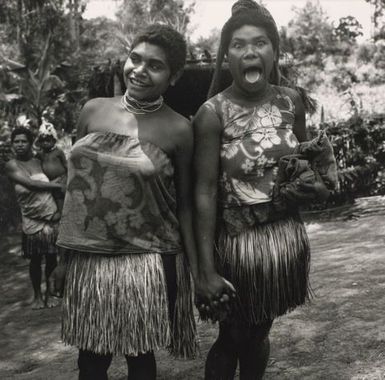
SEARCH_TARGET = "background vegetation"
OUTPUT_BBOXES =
[0,0,384,231]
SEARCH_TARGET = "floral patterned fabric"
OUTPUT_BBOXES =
[15,172,58,235]
[205,86,300,234]
[57,132,182,255]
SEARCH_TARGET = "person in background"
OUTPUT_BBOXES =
[193,1,338,379]
[51,24,198,380]
[35,121,67,211]
[5,127,65,309]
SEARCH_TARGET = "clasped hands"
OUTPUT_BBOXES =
[195,273,236,323]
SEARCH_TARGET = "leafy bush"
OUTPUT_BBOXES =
[306,113,385,209]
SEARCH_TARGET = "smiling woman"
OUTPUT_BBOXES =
[124,43,171,102]
[52,24,198,380]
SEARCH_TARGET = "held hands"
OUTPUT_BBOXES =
[195,272,236,323]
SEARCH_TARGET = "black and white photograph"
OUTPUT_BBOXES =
[0,0,384,379]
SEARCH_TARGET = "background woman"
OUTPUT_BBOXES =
[193,1,337,379]
[6,127,64,309]
[53,24,197,380]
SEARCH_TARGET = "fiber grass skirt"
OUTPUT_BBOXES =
[62,252,197,357]
[216,216,310,325]
[22,224,58,259]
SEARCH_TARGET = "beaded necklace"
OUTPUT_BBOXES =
[121,90,164,114]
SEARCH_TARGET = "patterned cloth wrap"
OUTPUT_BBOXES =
[57,132,182,254]
[272,130,339,211]
[15,172,58,235]
[14,172,59,257]
[206,86,302,235]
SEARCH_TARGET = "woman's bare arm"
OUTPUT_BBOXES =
[5,160,64,192]
[173,118,198,280]
[193,104,235,302]
[290,88,307,142]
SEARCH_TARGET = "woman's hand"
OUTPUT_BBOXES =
[195,271,236,322]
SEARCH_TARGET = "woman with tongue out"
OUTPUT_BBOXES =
[193,0,328,379]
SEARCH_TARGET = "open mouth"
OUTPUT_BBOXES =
[244,67,262,84]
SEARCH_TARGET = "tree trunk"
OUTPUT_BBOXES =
[16,0,23,60]
[68,0,80,51]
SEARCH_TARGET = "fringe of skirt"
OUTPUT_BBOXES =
[215,216,311,325]
[170,253,198,358]
[22,224,58,258]
[61,252,197,357]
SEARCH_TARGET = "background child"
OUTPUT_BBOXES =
[35,122,67,211]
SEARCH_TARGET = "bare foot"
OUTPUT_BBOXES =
[31,298,45,310]
[45,296,61,308]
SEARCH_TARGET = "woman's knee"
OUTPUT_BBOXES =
[222,320,273,347]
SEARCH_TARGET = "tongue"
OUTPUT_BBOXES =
[245,70,261,84]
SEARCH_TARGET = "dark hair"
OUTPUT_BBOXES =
[131,24,187,76]
[11,127,34,145]
[208,0,280,98]
[221,12,279,58]
[207,0,316,113]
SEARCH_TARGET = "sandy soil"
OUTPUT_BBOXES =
[1,196,385,380]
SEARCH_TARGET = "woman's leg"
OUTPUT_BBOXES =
[29,254,44,309]
[237,320,273,380]
[44,253,58,307]
[125,351,156,380]
[78,350,113,380]
[205,322,239,380]
[205,320,273,380]
[161,254,177,323]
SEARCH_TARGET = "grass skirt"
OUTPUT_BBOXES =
[216,215,310,325]
[62,252,197,357]
[22,224,58,258]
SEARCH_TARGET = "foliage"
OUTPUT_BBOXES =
[191,28,220,59]
[116,0,195,49]
[9,37,65,125]
[79,17,125,61]
[283,1,336,65]
[306,113,385,209]
[0,0,74,67]
[365,0,385,40]
[0,127,19,232]
[334,16,363,43]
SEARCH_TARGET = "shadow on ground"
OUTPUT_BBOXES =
[1,196,385,380]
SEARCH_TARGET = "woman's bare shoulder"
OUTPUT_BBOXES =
[82,97,118,113]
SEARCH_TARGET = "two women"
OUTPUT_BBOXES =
[6,127,64,309]
[54,3,337,378]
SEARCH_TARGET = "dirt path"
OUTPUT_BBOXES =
[1,196,385,380]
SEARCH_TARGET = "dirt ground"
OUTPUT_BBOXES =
[1,196,385,380]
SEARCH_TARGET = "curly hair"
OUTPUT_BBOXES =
[11,127,34,145]
[131,24,187,76]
